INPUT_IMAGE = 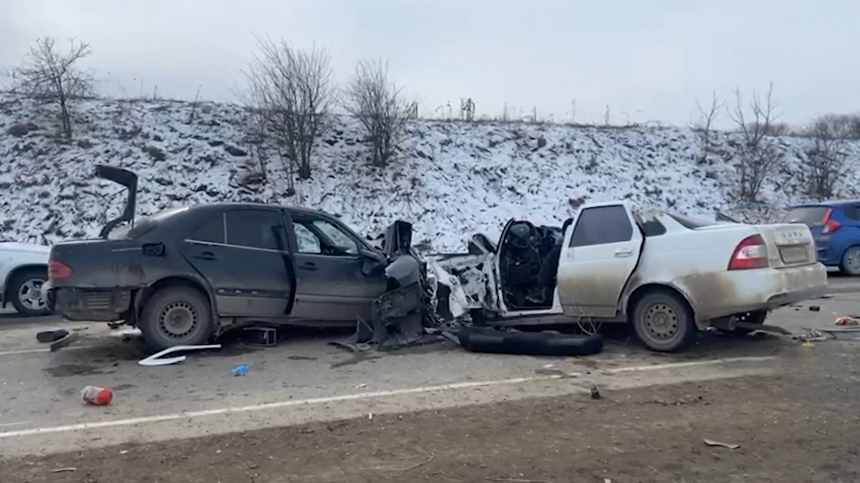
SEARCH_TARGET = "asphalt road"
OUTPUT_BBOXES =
[1,282,858,458]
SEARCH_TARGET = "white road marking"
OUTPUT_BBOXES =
[0,347,88,357]
[604,356,775,374]
[0,355,775,440]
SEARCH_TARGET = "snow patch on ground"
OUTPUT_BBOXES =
[1,94,859,252]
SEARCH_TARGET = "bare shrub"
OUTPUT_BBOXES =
[809,113,860,141]
[11,37,95,139]
[692,90,724,164]
[727,82,781,201]
[804,115,849,198]
[343,59,410,168]
[241,36,335,181]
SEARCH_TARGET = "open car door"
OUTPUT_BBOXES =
[556,203,643,319]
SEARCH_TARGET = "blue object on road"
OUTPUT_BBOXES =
[783,200,860,274]
[232,364,249,376]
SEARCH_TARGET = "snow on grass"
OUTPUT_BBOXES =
[1,93,859,251]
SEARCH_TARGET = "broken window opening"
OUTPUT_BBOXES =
[498,220,564,311]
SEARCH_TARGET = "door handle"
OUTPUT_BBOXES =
[195,251,217,261]
[300,262,318,271]
[614,248,633,258]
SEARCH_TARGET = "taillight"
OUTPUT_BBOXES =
[822,209,841,234]
[49,259,73,280]
[728,234,769,270]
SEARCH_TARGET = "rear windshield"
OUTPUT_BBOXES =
[667,213,717,229]
[108,207,189,240]
[781,207,829,226]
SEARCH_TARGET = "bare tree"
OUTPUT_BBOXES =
[692,90,724,164]
[241,36,335,180]
[805,115,849,198]
[727,82,781,201]
[11,37,95,139]
[343,59,410,168]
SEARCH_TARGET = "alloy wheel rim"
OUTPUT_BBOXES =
[18,279,46,310]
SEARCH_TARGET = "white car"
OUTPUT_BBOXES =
[430,201,827,352]
[0,242,51,316]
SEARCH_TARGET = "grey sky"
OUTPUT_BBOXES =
[1,0,857,127]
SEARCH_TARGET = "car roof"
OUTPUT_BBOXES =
[183,202,329,217]
[787,199,860,209]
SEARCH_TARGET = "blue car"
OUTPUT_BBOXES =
[782,200,860,275]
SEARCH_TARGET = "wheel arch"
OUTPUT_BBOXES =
[2,264,48,307]
[133,275,217,326]
[838,244,860,271]
[623,283,699,328]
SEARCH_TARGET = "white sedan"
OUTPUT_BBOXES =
[430,201,827,352]
[0,242,51,316]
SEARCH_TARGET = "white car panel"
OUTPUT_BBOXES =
[432,201,827,334]
[557,202,643,319]
[0,242,51,307]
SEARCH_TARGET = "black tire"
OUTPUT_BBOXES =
[8,267,50,317]
[457,327,604,356]
[840,246,860,276]
[139,285,214,353]
[631,290,697,353]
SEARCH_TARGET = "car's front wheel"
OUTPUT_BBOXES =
[631,289,697,352]
[8,267,50,317]
[139,285,215,352]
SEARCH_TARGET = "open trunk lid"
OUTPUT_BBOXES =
[96,165,138,239]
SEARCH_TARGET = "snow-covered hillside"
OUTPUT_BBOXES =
[2,94,860,252]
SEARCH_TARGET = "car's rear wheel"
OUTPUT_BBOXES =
[840,246,860,276]
[139,286,214,352]
[631,290,697,352]
[8,267,50,317]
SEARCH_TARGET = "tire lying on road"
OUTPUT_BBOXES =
[457,327,604,356]
[139,285,215,352]
[8,267,50,317]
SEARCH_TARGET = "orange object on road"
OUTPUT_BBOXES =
[79,386,113,405]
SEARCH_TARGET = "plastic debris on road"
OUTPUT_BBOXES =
[704,439,740,450]
[835,316,860,326]
[138,344,222,366]
[232,364,249,376]
[80,385,113,406]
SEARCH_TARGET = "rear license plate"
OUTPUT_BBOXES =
[779,245,808,264]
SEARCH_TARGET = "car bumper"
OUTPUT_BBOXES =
[814,236,843,266]
[48,286,131,322]
[691,262,828,321]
